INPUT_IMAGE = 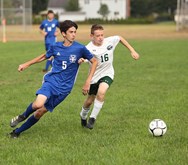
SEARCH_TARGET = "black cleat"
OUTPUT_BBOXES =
[9,129,20,139]
[10,115,26,128]
[42,69,47,73]
[81,118,87,127]
[86,117,95,129]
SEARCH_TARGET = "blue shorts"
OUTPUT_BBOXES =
[36,82,69,112]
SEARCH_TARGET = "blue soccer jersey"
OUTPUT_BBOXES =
[40,41,93,96]
[39,19,59,44]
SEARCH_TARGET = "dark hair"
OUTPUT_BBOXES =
[91,24,104,34]
[60,20,78,33]
[47,10,54,14]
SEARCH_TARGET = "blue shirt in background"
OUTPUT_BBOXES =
[39,19,60,44]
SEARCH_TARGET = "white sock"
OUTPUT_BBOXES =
[80,107,90,120]
[90,99,104,119]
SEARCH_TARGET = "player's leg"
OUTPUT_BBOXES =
[87,82,109,129]
[80,83,99,127]
[10,107,48,138]
[87,76,113,129]
[80,95,95,127]
[81,95,96,119]
[10,94,47,127]
[9,95,48,138]
[10,93,70,138]
[10,103,34,128]
[32,94,48,109]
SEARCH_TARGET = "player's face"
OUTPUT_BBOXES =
[91,30,104,46]
[47,13,54,20]
[62,27,77,45]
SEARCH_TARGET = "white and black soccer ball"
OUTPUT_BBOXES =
[149,119,167,137]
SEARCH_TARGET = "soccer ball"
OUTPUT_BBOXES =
[149,119,167,137]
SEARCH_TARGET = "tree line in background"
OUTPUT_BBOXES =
[32,0,177,24]
[33,0,177,16]
[32,0,49,14]
[131,0,177,17]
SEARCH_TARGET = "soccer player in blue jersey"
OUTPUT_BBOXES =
[39,10,60,72]
[9,20,98,138]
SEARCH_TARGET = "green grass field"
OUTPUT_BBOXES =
[0,39,188,165]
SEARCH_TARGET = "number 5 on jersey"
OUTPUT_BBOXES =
[62,61,67,69]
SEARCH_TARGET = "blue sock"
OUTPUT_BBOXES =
[15,115,39,134]
[22,103,35,118]
[45,60,52,71]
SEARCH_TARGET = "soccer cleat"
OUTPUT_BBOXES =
[81,117,87,127]
[10,115,26,128]
[86,117,95,129]
[42,69,47,73]
[9,129,20,138]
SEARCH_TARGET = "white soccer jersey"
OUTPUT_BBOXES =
[87,36,120,84]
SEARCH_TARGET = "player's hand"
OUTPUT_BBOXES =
[54,31,58,36]
[43,32,47,36]
[78,58,85,64]
[82,82,90,95]
[18,64,28,72]
[131,51,139,60]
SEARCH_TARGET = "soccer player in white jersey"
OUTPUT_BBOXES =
[79,24,140,129]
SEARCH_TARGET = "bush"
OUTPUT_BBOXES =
[76,17,154,25]
[32,15,44,24]
[154,13,174,22]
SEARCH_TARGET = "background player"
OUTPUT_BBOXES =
[79,24,139,129]
[39,10,60,72]
[9,20,97,138]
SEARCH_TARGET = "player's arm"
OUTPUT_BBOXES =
[18,54,47,72]
[54,28,60,36]
[39,28,47,36]
[39,21,47,36]
[82,57,97,95]
[78,58,89,64]
[54,21,60,36]
[119,36,139,60]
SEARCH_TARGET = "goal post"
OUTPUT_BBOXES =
[176,0,188,31]
[0,0,32,41]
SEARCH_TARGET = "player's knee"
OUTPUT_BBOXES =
[32,102,44,110]
[96,92,105,101]
[34,109,47,119]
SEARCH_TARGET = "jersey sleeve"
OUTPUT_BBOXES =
[82,46,93,61]
[108,36,120,48]
[45,44,54,59]
[86,42,91,50]
[39,20,45,30]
